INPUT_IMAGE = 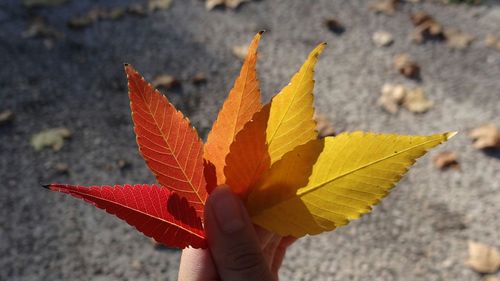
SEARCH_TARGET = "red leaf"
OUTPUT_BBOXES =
[46,184,206,249]
[125,65,208,217]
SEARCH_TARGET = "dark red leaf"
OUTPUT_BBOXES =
[47,184,206,249]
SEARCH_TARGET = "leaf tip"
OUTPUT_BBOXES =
[41,183,51,190]
[257,30,265,35]
[445,131,458,140]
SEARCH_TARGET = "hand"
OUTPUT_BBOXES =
[178,186,296,281]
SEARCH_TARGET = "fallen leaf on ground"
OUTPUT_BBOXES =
[127,3,147,16]
[324,18,345,35]
[465,241,500,274]
[410,12,445,44]
[469,123,500,150]
[192,73,207,85]
[445,28,474,50]
[232,44,249,60]
[0,110,15,126]
[151,74,180,89]
[403,87,433,113]
[372,30,394,47]
[22,0,67,8]
[31,127,72,151]
[22,17,63,39]
[369,0,399,15]
[485,35,500,51]
[314,113,336,138]
[206,0,249,10]
[377,83,407,114]
[148,0,172,11]
[394,53,420,79]
[54,163,69,174]
[433,151,459,170]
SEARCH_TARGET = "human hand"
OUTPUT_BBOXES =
[178,186,296,281]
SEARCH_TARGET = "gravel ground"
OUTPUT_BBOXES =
[1,0,499,280]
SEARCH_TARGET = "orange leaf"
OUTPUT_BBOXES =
[225,104,271,199]
[125,65,207,217]
[204,31,263,184]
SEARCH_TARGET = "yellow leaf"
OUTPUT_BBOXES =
[266,43,325,164]
[248,131,456,237]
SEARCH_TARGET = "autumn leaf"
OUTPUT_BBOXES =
[225,104,271,198]
[266,43,325,164]
[126,64,208,217]
[248,132,455,237]
[45,184,206,249]
[204,31,263,184]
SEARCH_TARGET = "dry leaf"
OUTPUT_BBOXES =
[403,87,433,113]
[372,30,394,47]
[324,18,345,35]
[0,110,15,126]
[394,53,420,79]
[22,0,67,8]
[377,83,407,114]
[192,73,207,85]
[369,0,399,15]
[433,151,459,170]
[148,0,172,11]
[151,74,180,89]
[206,0,249,10]
[465,241,500,274]
[469,123,500,150]
[232,44,249,60]
[68,7,127,29]
[314,113,336,138]
[485,35,500,51]
[445,28,474,50]
[54,163,69,174]
[127,3,147,16]
[410,12,445,44]
[22,17,63,39]
[31,127,72,151]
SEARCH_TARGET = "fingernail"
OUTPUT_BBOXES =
[211,187,245,234]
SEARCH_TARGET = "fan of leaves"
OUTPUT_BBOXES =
[45,32,455,248]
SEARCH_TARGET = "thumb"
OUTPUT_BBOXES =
[204,186,274,281]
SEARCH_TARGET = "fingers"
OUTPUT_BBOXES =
[271,236,297,279]
[178,248,219,281]
[204,186,275,281]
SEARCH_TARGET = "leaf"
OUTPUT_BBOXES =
[248,132,455,237]
[465,241,500,273]
[402,87,433,113]
[393,53,420,79]
[204,32,263,184]
[433,151,459,170]
[126,64,208,217]
[46,184,206,249]
[266,43,325,164]
[31,127,72,151]
[469,123,500,150]
[225,104,271,198]
[372,30,394,47]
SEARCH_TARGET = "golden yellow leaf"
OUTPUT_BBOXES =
[266,43,325,164]
[248,131,456,237]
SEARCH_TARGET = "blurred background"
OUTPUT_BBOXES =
[1,0,499,280]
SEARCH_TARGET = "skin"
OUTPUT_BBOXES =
[178,186,296,281]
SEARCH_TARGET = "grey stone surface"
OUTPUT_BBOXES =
[1,0,499,280]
